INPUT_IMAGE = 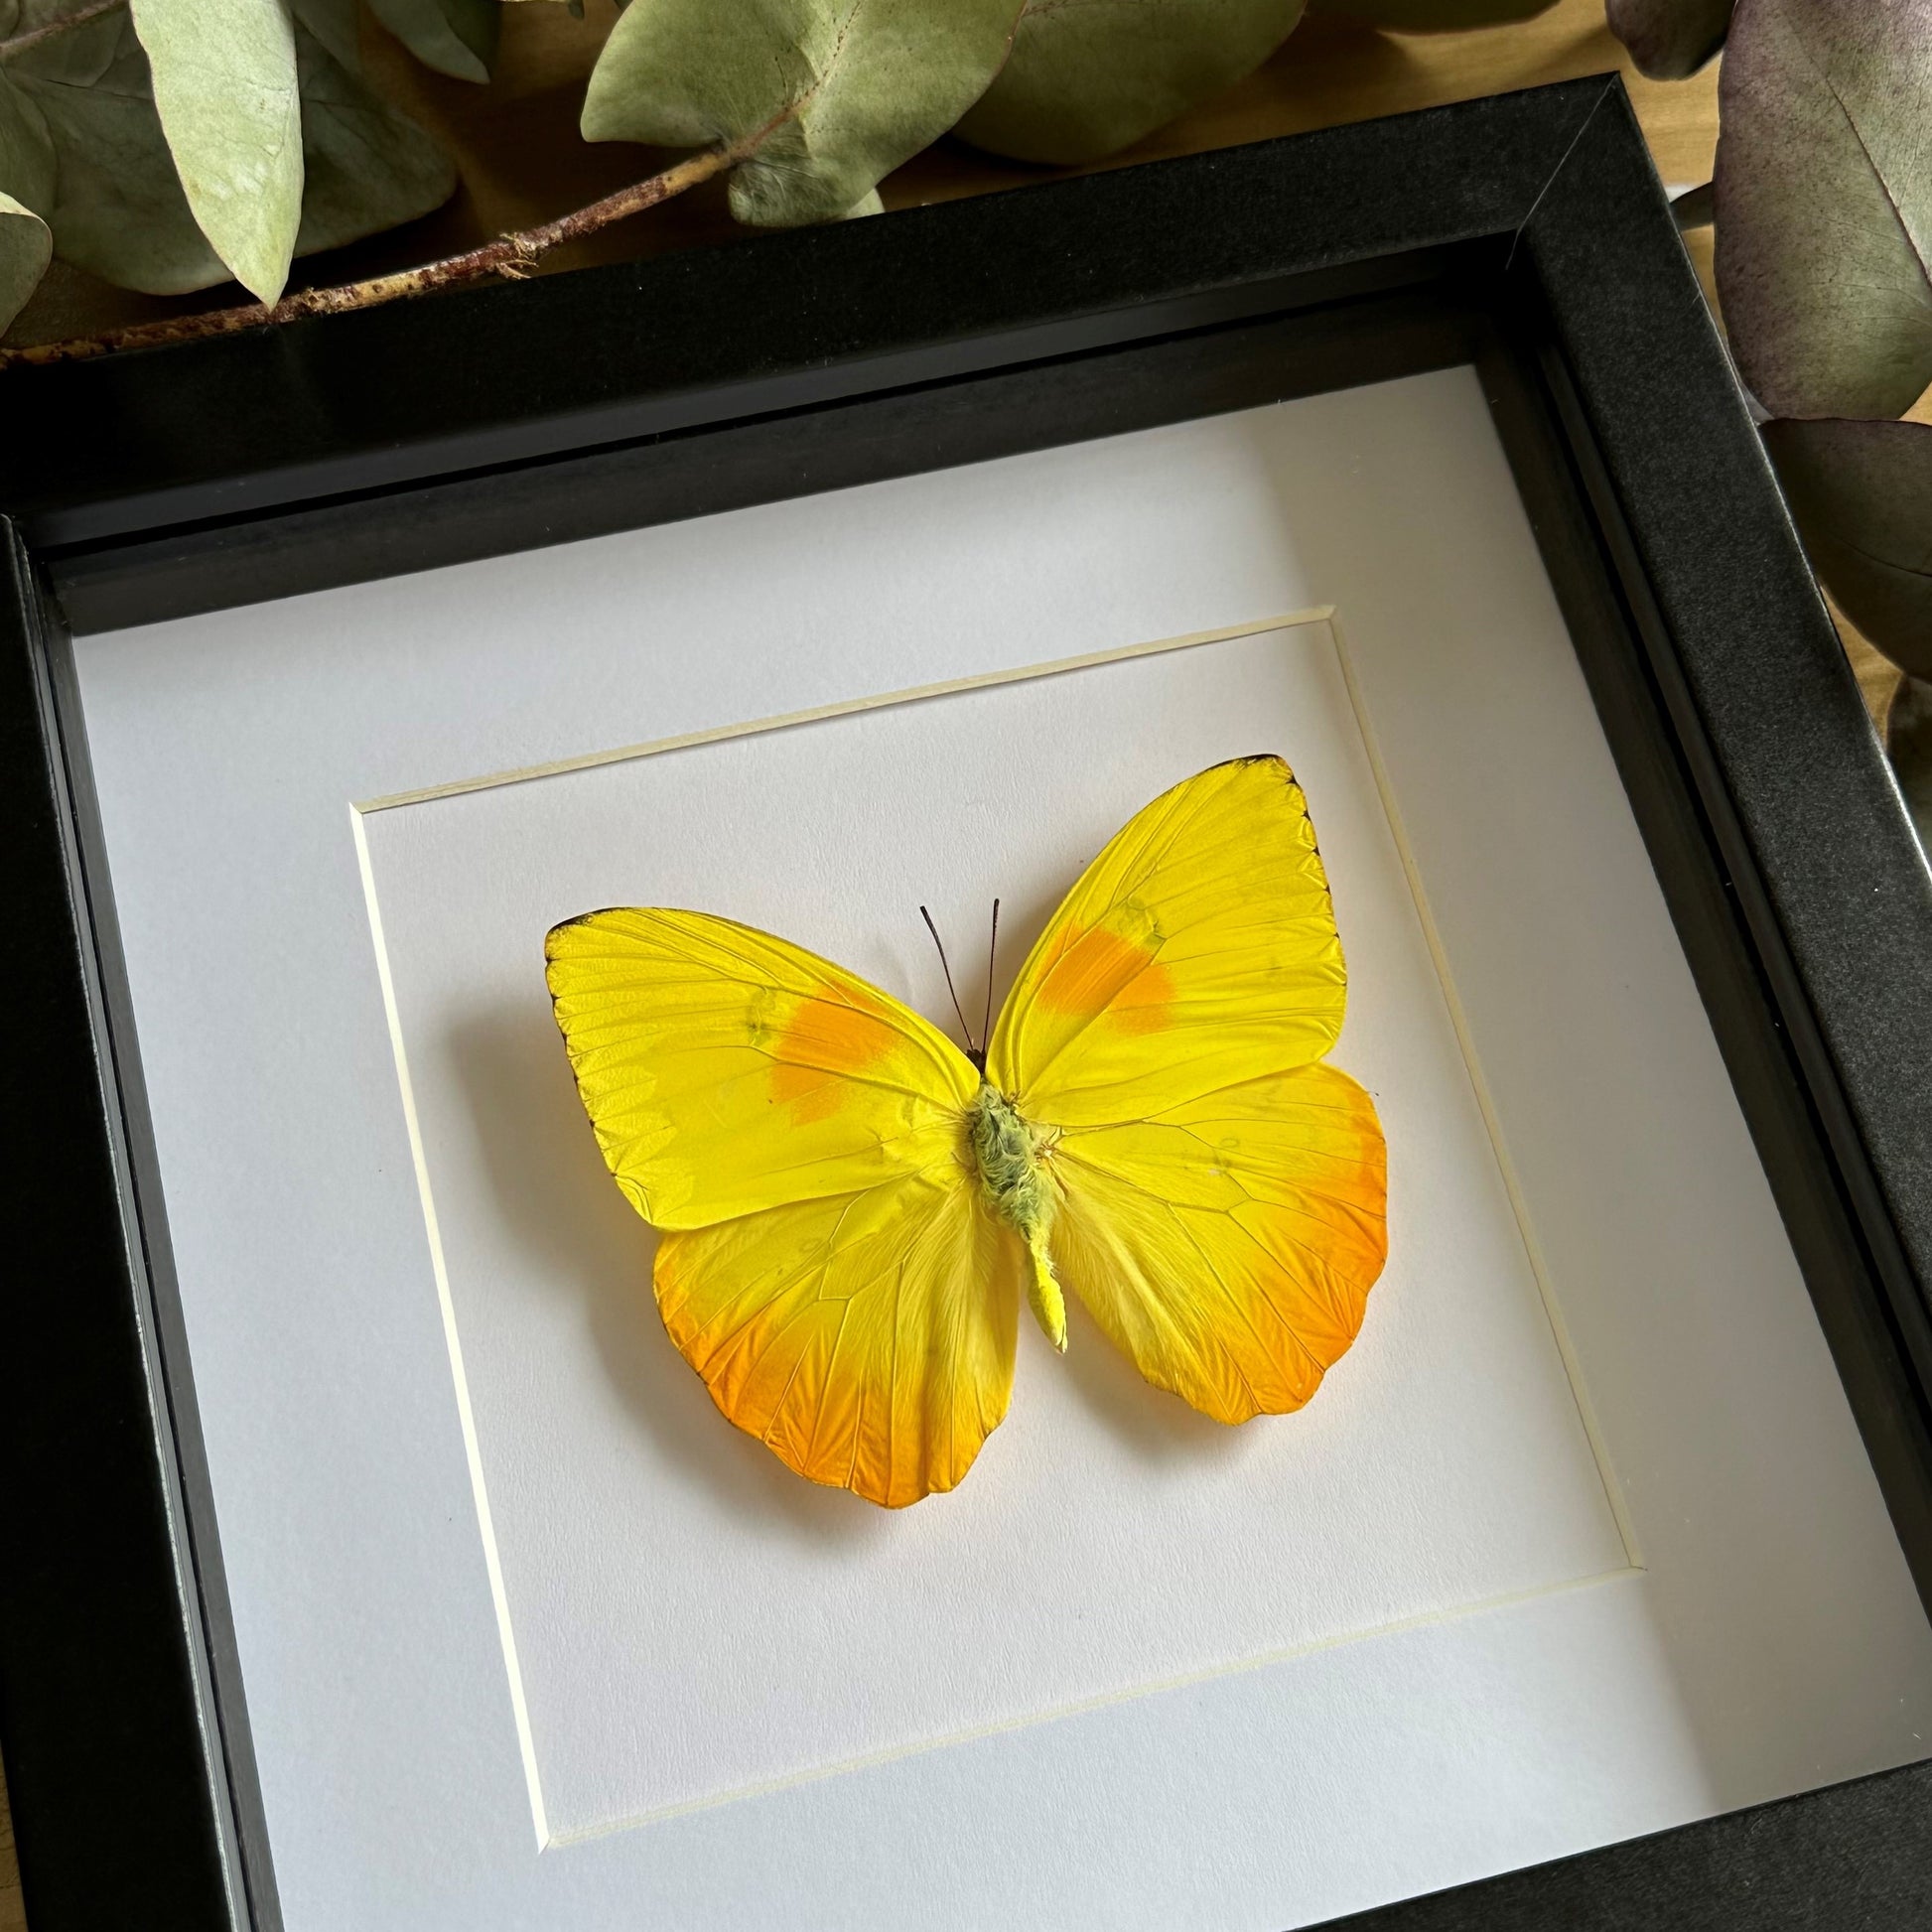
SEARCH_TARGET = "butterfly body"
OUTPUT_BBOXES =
[965,1083,1066,1350]
[547,756,1389,1507]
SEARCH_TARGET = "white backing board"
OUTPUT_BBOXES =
[358,618,1629,1838]
[69,371,1932,1932]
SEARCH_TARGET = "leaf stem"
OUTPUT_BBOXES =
[0,0,126,63]
[0,132,763,368]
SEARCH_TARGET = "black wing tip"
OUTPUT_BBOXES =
[544,907,606,957]
[1203,753,1296,785]
[545,904,674,955]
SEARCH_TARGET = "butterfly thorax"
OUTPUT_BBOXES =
[965,1085,1067,1354]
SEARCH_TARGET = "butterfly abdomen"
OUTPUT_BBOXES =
[965,1084,1066,1353]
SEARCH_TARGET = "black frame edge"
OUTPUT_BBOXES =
[0,521,271,1931]
[1519,90,1932,1585]
[3,80,1616,553]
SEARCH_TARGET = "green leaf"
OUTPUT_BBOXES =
[0,68,54,209]
[1763,417,1932,683]
[8,9,229,293]
[0,69,54,328]
[6,1,453,297]
[1715,0,1932,420]
[129,0,304,302]
[581,0,1024,228]
[0,191,50,332]
[289,0,360,70]
[367,0,499,83]
[291,8,457,251]
[957,0,1305,167]
[1310,0,1559,27]
[1604,0,1731,79]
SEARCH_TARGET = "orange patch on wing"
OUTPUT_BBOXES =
[1035,924,1174,1035]
[769,995,900,1122]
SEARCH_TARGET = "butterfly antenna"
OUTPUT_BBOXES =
[981,899,1000,1060]
[919,904,978,1054]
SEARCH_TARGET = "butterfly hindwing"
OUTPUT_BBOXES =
[1049,1062,1387,1422]
[988,758,1389,1421]
[657,1172,1021,1507]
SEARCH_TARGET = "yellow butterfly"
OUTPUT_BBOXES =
[545,757,1387,1507]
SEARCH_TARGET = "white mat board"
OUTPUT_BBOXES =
[70,371,1932,1932]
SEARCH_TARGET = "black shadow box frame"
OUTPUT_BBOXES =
[4,71,1932,1932]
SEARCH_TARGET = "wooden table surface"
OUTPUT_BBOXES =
[0,4,1896,1925]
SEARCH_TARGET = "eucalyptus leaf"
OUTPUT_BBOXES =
[3,0,129,83]
[0,178,48,280]
[0,69,55,211]
[0,191,50,331]
[958,0,1304,166]
[368,0,499,83]
[6,1,453,297]
[1715,0,1932,421]
[0,67,54,326]
[1604,0,1731,78]
[289,0,360,71]
[1763,417,1932,682]
[582,0,1023,228]
[1311,0,1558,27]
[288,9,457,255]
[129,0,304,302]
[0,0,61,39]
[7,8,229,292]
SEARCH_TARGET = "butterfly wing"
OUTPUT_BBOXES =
[657,1174,1021,1506]
[1049,1065,1386,1422]
[985,758,1388,1421]
[546,907,979,1226]
[548,909,1015,1504]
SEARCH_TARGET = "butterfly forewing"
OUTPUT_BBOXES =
[986,757,1346,1124]
[546,907,978,1227]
